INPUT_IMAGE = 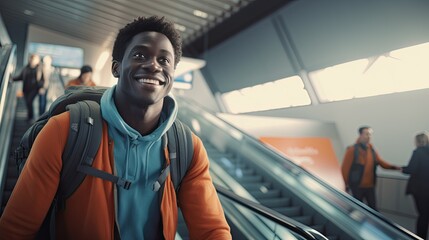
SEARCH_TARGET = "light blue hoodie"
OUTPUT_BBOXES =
[100,86,178,239]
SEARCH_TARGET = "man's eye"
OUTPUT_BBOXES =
[133,53,146,59]
[158,57,170,65]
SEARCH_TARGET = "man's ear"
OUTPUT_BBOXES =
[112,60,120,78]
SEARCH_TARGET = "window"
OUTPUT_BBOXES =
[310,42,429,103]
[28,42,84,69]
[222,76,311,114]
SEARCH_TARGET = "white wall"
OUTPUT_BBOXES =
[250,88,429,168]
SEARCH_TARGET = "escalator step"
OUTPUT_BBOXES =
[259,198,291,207]
[240,182,272,191]
[310,224,325,233]
[231,168,254,176]
[292,215,312,225]
[235,175,263,183]
[207,153,233,160]
[224,169,256,178]
[250,189,281,199]
[213,157,248,169]
[273,206,301,217]
[197,126,344,240]
[211,157,243,170]
[203,144,217,150]
[326,236,339,240]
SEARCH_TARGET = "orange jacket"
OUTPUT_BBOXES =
[341,141,397,188]
[66,78,96,87]
[0,112,231,240]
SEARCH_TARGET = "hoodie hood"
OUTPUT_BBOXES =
[101,85,178,142]
[100,85,178,239]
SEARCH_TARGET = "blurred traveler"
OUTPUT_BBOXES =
[38,55,53,115]
[0,16,231,240]
[13,54,43,121]
[402,132,429,239]
[66,65,96,87]
[341,126,401,210]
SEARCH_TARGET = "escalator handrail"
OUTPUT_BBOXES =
[214,183,328,240]
[56,67,66,89]
[0,44,17,208]
[0,45,13,119]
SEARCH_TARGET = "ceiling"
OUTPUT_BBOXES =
[0,0,292,56]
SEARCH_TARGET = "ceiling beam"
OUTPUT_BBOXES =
[183,0,292,56]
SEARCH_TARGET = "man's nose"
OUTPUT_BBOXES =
[142,59,162,72]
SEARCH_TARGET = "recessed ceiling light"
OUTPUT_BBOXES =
[193,10,208,19]
[174,24,186,32]
[23,9,35,16]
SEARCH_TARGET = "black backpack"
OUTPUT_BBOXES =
[14,86,194,239]
[348,143,377,187]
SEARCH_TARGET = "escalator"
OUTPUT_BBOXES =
[0,52,66,215]
[174,94,420,240]
[176,182,329,240]
[204,143,342,239]
[0,96,31,214]
[0,44,19,215]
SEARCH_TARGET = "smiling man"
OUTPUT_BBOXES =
[0,16,231,240]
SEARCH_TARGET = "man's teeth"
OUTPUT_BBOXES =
[138,79,161,85]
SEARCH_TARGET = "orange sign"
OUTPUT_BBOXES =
[260,137,345,191]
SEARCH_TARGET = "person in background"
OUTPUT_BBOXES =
[13,54,43,122]
[0,16,231,239]
[341,126,401,210]
[38,55,53,115]
[65,65,96,87]
[402,132,429,239]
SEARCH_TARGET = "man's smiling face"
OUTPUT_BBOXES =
[114,31,175,107]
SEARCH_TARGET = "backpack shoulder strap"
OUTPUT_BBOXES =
[61,100,132,192]
[168,119,194,192]
[370,146,378,168]
[354,143,378,166]
[152,119,194,193]
[353,144,359,164]
[44,100,103,239]
[58,100,103,200]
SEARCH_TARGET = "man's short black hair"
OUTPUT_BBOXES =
[79,65,92,78]
[112,16,182,68]
[80,65,92,74]
[358,126,371,134]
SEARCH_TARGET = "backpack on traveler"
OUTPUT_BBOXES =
[348,143,378,187]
